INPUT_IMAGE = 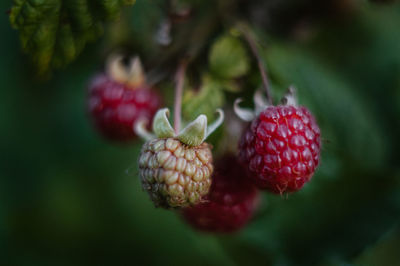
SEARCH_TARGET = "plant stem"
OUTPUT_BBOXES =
[174,59,188,134]
[239,24,273,105]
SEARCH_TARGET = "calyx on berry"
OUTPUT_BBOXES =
[136,108,224,147]
[106,53,146,88]
[234,86,298,122]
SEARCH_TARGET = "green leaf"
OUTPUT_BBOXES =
[182,74,225,122]
[9,0,135,75]
[220,80,241,92]
[209,34,250,79]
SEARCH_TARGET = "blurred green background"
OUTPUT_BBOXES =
[2,0,400,265]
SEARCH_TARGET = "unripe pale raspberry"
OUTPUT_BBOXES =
[136,108,224,208]
[182,155,259,233]
[139,138,213,208]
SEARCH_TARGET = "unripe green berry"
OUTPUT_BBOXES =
[138,138,213,208]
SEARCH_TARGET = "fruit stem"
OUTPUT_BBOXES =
[238,23,273,105]
[174,59,188,134]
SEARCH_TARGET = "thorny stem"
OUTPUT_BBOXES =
[173,59,188,134]
[238,24,273,105]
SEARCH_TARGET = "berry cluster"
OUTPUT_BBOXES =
[86,54,321,234]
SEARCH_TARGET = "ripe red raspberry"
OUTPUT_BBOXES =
[182,155,259,233]
[238,104,321,193]
[87,55,161,142]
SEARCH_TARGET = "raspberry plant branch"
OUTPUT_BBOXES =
[173,59,189,134]
[238,24,273,105]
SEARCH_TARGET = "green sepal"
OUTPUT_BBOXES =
[178,109,224,147]
[152,108,175,139]
[177,115,207,147]
[206,109,224,139]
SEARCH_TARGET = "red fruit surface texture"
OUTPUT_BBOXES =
[239,105,321,193]
[87,74,161,141]
[182,155,259,233]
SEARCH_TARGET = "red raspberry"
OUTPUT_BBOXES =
[87,74,161,141]
[238,105,321,193]
[182,155,259,233]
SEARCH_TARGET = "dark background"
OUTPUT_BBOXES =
[1,0,400,265]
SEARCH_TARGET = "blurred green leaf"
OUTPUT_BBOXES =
[209,34,250,79]
[220,79,242,92]
[182,74,225,122]
[9,0,135,75]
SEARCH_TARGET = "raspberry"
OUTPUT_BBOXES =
[138,138,213,208]
[239,105,321,193]
[87,55,161,142]
[182,155,259,233]
[136,108,224,208]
